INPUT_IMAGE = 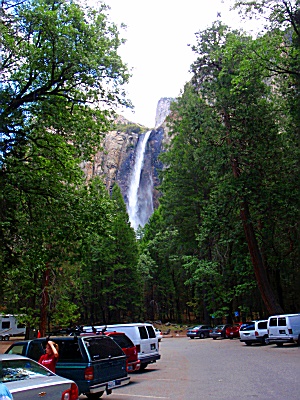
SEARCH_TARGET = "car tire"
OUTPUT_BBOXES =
[86,391,104,399]
[213,337,217,340]
[245,342,252,346]
[200,333,205,339]
[297,335,300,346]
[190,336,194,339]
[276,343,283,347]
[139,363,149,370]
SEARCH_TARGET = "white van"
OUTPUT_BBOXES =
[83,323,161,370]
[0,314,26,341]
[267,313,300,346]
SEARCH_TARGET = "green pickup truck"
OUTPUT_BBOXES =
[5,335,130,399]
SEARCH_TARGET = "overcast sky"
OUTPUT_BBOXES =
[90,1,259,128]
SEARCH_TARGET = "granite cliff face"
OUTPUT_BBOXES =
[81,97,173,228]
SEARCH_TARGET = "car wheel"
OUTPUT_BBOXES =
[4,335,9,341]
[86,391,104,399]
[190,336,194,339]
[213,337,217,340]
[245,342,252,346]
[261,337,266,345]
[276,343,283,347]
[297,335,300,346]
[140,363,149,370]
[200,333,205,339]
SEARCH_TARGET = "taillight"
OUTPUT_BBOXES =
[61,383,79,400]
[255,331,258,336]
[136,344,140,353]
[288,328,293,334]
[85,366,94,380]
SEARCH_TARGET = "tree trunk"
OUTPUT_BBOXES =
[222,109,284,315]
[40,264,50,337]
[239,199,284,315]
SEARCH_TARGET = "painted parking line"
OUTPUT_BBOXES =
[112,396,169,399]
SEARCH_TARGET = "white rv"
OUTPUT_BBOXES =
[267,313,300,346]
[0,314,26,341]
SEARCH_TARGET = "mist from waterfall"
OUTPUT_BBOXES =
[127,130,153,231]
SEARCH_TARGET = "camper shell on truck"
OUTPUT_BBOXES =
[267,313,300,346]
[5,335,130,399]
[0,314,25,341]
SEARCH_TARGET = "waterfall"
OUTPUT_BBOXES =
[127,130,153,231]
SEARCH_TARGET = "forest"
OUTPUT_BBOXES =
[0,0,299,336]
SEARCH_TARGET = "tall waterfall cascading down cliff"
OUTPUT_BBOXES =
[127,130,153,231]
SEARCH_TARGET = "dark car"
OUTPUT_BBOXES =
[5,335,129,399]
[186,325,213,339]
[209,324,232,339]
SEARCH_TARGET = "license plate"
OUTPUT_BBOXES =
[108,381,116,389]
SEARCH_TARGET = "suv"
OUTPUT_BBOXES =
[239,320,268,345]
[5,335,129,399]
[186,325,213,339]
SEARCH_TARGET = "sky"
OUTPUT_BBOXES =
[89,1,259,128]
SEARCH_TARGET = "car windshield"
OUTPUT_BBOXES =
[240,323,255,331]
[1,359,53,383]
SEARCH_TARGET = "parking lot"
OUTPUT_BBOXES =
[83,335,300,400]
[2,335,300,400]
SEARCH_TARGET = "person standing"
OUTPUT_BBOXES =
[38,340,59,373]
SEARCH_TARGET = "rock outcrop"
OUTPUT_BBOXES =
[81,98,174,227]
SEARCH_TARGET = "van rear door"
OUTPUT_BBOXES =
[138,325,158,355]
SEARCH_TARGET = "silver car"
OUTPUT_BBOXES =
[0,354,79,400]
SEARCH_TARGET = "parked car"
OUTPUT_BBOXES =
[0,353,79,400]
[209,324,232,340]
[239,320,268,345]
[186,325,213,339]
[155,328,163,342]
[5,335,129,399]
[83,323,160,371]
[104,332,140,372]
[225,323,243,339]
[267,313,300,346]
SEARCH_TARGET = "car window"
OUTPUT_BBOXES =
[54,340,83,362]
[1,359,53,383]
[109,334,134,349]
[240,323,254,331]
[257,321,267,329]
[146,326,156,339]
[28,343,44,361]
[278,317,287,327]
[84,337,124,360]
[138,326,148,339]
[7,345,25,356]
[269,318,277,327]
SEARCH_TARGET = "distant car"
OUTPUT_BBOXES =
[226,323,243,339]
[186,325,213,339]
[239,320,269,345]
[209,324,232,340]
[0,353,79,400]
[104,332,141,372]
[155,328,163,342]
